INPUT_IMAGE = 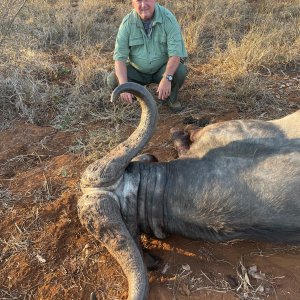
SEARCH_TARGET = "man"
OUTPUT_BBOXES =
[107,0,188,112]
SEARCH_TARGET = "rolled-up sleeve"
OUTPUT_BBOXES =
[165,15,187,58]
[113,21,130,62]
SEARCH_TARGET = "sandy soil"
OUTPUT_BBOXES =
[0,72,300,299]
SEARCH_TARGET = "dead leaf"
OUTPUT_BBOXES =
[36,254,46,263]
[182,264,191,271]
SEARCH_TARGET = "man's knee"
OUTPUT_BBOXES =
[106,71,119,90]
[174,63,187,86]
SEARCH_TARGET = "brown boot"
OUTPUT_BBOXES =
[168,99,183,113]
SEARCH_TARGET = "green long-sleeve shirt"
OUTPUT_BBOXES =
[113,4,187,75]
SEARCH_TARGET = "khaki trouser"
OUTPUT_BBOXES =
[107,62,187,104]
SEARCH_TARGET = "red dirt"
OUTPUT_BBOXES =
[1,73,300,299]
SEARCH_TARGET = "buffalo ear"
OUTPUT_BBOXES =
[78,192,149,300]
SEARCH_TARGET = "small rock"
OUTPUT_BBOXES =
[257,285,264,293]
[36,254,46,263]
[182,264,191,271]
[252,272,266,280]
[248,265,266,280]
[248,265,257,274]
[162,263,170,274]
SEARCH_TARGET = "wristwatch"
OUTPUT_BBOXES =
[166,74,173,81]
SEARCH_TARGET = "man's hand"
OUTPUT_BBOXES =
[115,61,134,103]
[120,92,134,103]
[157,77,171,100]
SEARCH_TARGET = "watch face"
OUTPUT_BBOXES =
[166,75,173,81]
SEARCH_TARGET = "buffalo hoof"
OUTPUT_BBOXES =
[143,251,162,271]
[170,127,190,156]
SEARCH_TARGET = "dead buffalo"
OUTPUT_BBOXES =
[78,82,300,300]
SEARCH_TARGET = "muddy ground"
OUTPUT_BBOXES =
[0,70,300,300]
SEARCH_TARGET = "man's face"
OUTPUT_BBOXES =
[132,0,156,21]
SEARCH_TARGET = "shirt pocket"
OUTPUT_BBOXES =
[154,33,168,57]
[129,37,145,58]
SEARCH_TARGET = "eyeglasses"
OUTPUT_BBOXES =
[133,0,154,3]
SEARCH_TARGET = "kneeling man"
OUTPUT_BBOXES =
[107,0,188,112]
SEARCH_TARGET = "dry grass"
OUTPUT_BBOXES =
[164,256,278,300]
[0,0,28,46]
[0,186,20,214]
[68,125,124,161]
[68,101,141,161]
[0,0,132,128]
[1,0,299,128]
[169,0,300,118]
[173,0,254,61]
[172,0,300,72]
